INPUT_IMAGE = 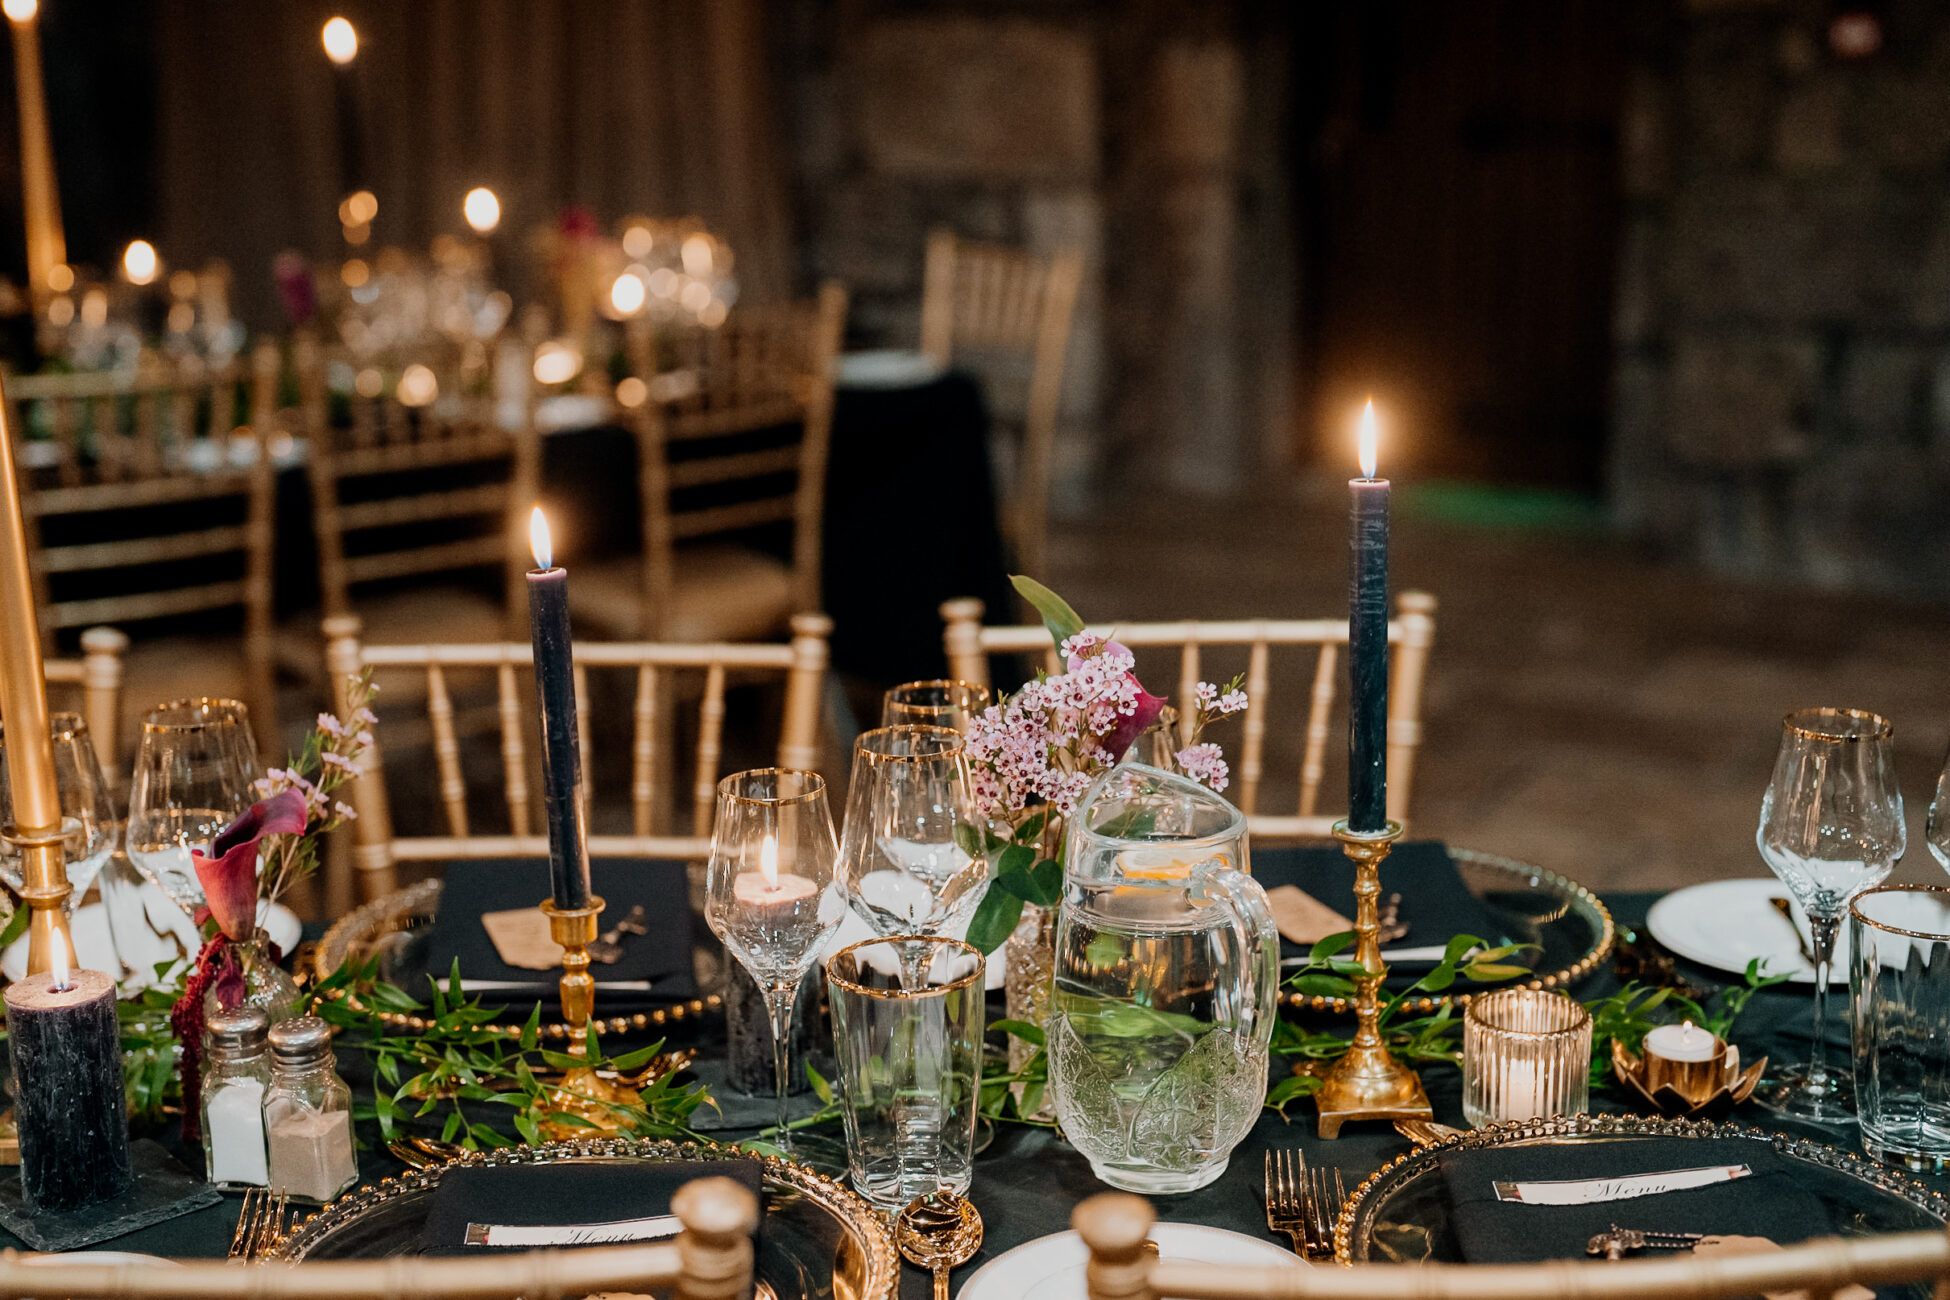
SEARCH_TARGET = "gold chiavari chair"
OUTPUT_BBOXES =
[297,333,540,642]
[322,611,831,907]
[6,347,280,733]
[41,624,128,770]
[919,229,1084,580]
[940,591,1437,838]
[1072,1192,1950,1300]
[576,284,848,643]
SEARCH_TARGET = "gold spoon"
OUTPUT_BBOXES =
[896,1190,983,1300]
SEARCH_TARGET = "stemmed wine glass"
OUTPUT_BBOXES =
[837,726,985,985]
[125,698,261,914]
[1926,740,1950,873]
[0,712,118,906]
[1755,707,1906,1123]
[881,681,990,734]
[705,769,844,1153]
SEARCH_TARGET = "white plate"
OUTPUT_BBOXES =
[959,1221,1305,1300]
[835,349,945,390]
[1645,878,1946,985]
[3,895,301,985]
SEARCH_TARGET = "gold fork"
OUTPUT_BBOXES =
[1262,1149,1310,1256]
[228,1188,290,1261]
[1308,1165,1347,1258]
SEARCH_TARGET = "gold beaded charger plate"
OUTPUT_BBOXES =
[313,879,723,1040]
[268,1137,898,1300]
[1286,848,1615,1017]
[1336,1113,1950,1283]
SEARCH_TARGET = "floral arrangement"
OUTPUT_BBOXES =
[962,578,1248,952]
[171,672,376,1138]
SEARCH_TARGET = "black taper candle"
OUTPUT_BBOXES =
[5,967,133,1211]
[526,509,592,911]
[1347,402,1391,832]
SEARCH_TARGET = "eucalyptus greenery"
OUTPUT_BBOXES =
[306,959,715,1149]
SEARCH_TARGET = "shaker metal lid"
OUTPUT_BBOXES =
[206,1005,270,1055]
[267,1013,334,1065]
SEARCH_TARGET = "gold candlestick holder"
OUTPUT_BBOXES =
[539,895,604,1031]
[2,823,73,977]
[1314,819,1434,1138]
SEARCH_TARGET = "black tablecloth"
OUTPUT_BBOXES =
[268,373,1012,687]
[0,892,1881,1298]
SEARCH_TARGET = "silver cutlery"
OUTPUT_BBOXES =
[588,904,649,964]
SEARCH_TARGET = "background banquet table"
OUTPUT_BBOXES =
[0,887,1857,1300]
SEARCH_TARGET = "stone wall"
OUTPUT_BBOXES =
[774,0,1294,510]
[1612,0,1950,591]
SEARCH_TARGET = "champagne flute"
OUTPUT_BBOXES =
[1756,707,1906,1123]
[838,726,984,987]
[125,699,261,916]
[705,769,844,1153]
[881,681,990,734]
[0,712,118,906]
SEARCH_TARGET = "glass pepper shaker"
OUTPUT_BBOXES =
[202,1006,271,1188]
[263,1015,358,1203]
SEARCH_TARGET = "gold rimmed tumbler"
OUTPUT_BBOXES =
[880,681,991,734]
[1462,989,1592,1127]
[704,769,844,1153]
[827,935,984,1210]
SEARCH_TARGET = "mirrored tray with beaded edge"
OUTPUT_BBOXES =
[312,879,723,1041]
[1285,848,1615,1016]
[1335,1113,1950,1291]
[268,1137,897,1300]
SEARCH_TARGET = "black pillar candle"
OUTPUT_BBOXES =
[526,507,592,911]
[1347,401,1391,833]
[4,966,133,1211]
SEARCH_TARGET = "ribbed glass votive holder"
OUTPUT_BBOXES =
[1462,988,1592,1127]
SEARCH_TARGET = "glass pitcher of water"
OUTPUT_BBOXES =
[1046,762,1278,1194]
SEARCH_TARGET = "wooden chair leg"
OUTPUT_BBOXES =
[1073,1193,1157,1300]
[672,1175,759,1300]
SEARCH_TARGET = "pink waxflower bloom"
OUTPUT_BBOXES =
[1219,690,1249,714]
[1176,743,1230,792]
[191,789,307,941]
[316,712,345,738]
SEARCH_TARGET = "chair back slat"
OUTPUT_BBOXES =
[324,614,833,902]
[6,353,278,730]
[940,596,1436,839]
[691,664,728,837]
[41,625,127,769]
[426,663,469,837]
[1299,642,1338,819]
[631,663,661,837]
[573,663,593,825]
[1238,638,1270,816]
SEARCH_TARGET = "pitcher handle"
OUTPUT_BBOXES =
[1195,862,1281,1042]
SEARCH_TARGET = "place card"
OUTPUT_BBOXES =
[480,908,562,971]
[463,1213,681,1247]
[1266,885,1352,944]
[1492,1163,1751,1206]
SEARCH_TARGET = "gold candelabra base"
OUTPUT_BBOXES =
[1,822,72,977]
[1314,819,1433,1139]
[539,895,604,1032]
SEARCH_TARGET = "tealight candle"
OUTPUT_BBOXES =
[1641,1019,1728,1099]
[733,834,819,912]
[1644,1020,1719,1062]
[3,948,133,1210]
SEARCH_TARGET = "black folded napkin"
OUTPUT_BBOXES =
[416,858,697,1005]
[1251,841,1500,968]
[422,1159,764,1254]
[1438,1137,1834,1264]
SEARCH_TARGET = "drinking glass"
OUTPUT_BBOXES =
[880,681,990,734]
[1462,989,1592,1128]
[1755,707,1906,1123]
[0,713,118,906]
[1850,885,1950,1173]
[125,699,261,915]
[704,769,844,1152]
[826,935,984,1210]
[1925,741,1950,874]
[837,727,984,978]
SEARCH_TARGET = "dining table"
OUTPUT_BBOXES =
[0,879,1893,1300]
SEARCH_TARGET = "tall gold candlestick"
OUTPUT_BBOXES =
[6,1,65,311]
[0,371,74,974]
[540,895,603,1031]
[1314,819,1432,1138]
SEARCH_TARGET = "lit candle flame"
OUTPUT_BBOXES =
[1358,399,1379,480]
[49,940,70,992]
[3,0,38,24]
[463,187,501,235]
[759,834,779,890]
[529,506,553,570]
[610,271,646,315]
[321,16,357,64]
[123,239,158,286]
[1681,1019,1695,1033]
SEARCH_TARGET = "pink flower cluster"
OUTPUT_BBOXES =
[966,630,1247,817]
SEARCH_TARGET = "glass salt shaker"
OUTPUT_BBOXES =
[202,1006,272,1188]
[263,1015,358,1203]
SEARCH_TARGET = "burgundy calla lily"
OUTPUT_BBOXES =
[1104,683,1168,761]
[191,789,307,942]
